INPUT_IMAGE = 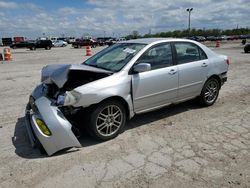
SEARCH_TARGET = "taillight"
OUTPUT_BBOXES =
[226,59,230,65]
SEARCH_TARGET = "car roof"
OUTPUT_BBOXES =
[121,38,194,44]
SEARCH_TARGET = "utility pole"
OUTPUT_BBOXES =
[186,8,193,35]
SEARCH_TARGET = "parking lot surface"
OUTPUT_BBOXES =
[0,42,249,188]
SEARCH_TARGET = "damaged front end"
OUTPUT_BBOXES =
[25,64,112,156]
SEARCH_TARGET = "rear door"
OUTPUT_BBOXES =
[132,43,178,113]
[173,42,209,100]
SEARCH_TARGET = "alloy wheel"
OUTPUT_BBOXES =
[204,80,219,103]
[96,105,123,137]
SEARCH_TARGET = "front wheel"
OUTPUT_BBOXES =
[199,78,220,106]
[87,100,126,141]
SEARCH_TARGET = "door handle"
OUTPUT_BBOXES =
[169,69,177,75]
[201,62,208,67]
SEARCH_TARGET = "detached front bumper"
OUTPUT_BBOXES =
[25,94,81,156]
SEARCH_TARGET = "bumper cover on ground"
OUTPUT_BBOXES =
[25,96,81,156]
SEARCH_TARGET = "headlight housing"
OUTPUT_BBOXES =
[56,90,80,106]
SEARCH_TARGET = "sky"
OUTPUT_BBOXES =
[0,0,249,39]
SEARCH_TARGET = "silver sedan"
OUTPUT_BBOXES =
[25,38,229,155]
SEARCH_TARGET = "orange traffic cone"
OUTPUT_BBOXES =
[86,46,92,56]
[4,48,12,61]
[216,41,220,48]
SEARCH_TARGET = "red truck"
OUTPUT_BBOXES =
[72,39,98,48]
[14,37,25,43]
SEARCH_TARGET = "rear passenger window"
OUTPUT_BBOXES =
[137,43,173,70]
[174,42,206,64]
[199,48,207,60]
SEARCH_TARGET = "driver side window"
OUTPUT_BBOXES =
[137,43,173,70]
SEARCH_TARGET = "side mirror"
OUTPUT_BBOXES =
[132,63,151,73]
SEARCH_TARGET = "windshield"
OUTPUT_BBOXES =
[84,43,146,72]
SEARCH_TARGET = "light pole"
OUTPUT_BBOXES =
[186,8,193,34]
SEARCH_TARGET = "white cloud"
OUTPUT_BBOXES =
[0,1,17,9]
[58,7,79,15]
[0,0,249,38]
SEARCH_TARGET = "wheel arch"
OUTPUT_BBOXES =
[97,96,130,119]
[206,74,221,89]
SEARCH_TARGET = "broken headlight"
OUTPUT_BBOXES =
[57,90,80,106]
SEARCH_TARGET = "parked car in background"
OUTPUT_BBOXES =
[106,38,117,46]
[66,37,76,44]
[25,38,229,156]
[49,37,57,43]
[52,40,68,47]
[187,36,206,42]
[2,38,12,46]
[220,35,229,40]
[206,36,218,41]
[116,38,126,42]
[28,40,53,50]
[10,41,35,49]
[72,39,98,48]
[227,35,239,40]
[14,37,25,43]
[57,37,67,42]
[244,43,250,53]
[96,39,106,46]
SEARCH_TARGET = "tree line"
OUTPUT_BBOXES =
[125,28,250,39]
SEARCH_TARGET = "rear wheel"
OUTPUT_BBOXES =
[87,100,126,141]
[30,46,36,50]
[199,78,220,106]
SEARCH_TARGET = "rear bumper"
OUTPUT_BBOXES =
[25,96,81,156]
[221,77,227,83]
[219,72,227,85]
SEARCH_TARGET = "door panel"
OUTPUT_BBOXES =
[173,42,209,100]
[132,66,178,112]
[177,59,208,99]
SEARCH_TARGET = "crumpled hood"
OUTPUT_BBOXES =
[41,64,112,88]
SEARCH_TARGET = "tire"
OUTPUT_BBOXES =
[199,78,220,106]
[45,46,51,50]
[30,46,36,50]
[87,100,126,141]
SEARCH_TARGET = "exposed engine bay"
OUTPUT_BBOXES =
[41,64,112,99]
[36,64,112,138]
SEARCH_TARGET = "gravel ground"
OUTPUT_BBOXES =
[0,42,249,188]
